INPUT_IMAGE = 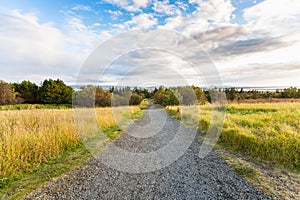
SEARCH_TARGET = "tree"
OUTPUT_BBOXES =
[12,80,38,103]
[142,88,150,98]
[95,87,111,106]
[250,90,260,99]
[175,86,196,105]
[162,89,179,106]
[281,87,298,98]
[153,86,165,105]
[129,93,143,105]
[38,79,73,104]
[109,86,115,93]
[0,80,15,105]
[238,88,246,100]
[206,89,226,104]
[226,88,238,101]
[192,85,207,104]
[73,85,95,107]
[111,87,131,106]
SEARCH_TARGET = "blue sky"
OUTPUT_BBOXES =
[1,0,261,30]
[0,0,300,87]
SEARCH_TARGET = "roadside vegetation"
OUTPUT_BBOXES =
[0,104,72,111]
[0,105,145,199]
[166,103,300,169]
[166,102,300,199]
[214,145,300,199]
[151,85,300,169]
[1,78,299,198]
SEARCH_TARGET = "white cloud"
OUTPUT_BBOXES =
[188,0,235,22]
[132,0,148,8]
[243,0,300,37]
[213,38,300,87]
[71,4,92,11]
[107,10,123,20]
[102,0,150,12]
[107,10,122,16]
[152,0,181,16]
[91,23,101,27]
[126,13,157,29]
[102,0,129,9]
[161,0,235,35]
[0,10,64,70]
[2,0,300,87]
[0,9,109,84]
[176,2,188,11]
[195,0,235,23]
[244,0,300,20]
[156,0,300,87]
[59,15,114,55]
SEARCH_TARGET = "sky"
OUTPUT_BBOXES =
[0,0,300,87]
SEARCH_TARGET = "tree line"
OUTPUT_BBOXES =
[0,79,73,105]
[1,79,299,106]
[152,86,300,106]
[0,79,147,106]
[73,85,149,107]
[224,87,300,101]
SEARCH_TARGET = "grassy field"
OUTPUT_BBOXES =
[0,105,145,198]
[166,102,300,169]
[0,104,72,111]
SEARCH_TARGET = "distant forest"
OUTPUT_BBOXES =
[0,79,300,106]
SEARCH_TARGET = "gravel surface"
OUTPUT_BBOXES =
[24,105,272,200]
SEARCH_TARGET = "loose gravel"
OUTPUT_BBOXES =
[23,106,272,199]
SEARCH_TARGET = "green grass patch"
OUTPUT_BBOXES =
[0,143,91,200]
[230,162,260,179]
[0,104,72,111]
[226,107,278,115]
[103,125,122,139]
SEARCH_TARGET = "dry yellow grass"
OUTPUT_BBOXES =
[166,102,300,169]
[0,106,141,179]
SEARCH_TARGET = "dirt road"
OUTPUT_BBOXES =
[24,106,271,199]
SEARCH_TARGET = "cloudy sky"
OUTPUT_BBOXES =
[0,0,300,87]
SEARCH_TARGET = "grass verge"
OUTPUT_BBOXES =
[166,102,300,199]
[0,104,72,111]
[0,143,90,200]
[214,145,300,199]
[0,106,145,199]
[166,102,300,169]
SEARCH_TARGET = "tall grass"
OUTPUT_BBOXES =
[0,106,141,181]
[166,103,300,169]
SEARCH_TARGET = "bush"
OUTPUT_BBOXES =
[12,80,38,103]
[0,80,15,105]
[129,93,143,105]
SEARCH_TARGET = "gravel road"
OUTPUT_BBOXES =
[24,105,272,199]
